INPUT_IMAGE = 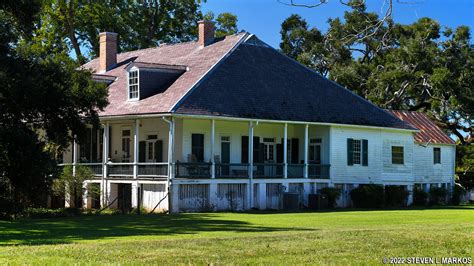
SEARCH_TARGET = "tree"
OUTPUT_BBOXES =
[280,14,351,76]
[53,165,96,208]
[279,5,473,146]
[0,0,108,211]
[36,1,239,63]
[204,12,239,38]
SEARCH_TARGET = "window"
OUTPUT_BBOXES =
[121,129,131,160]
[191,134,204,162]
[433,147,441,164]
[347,139,368,166]
[128,69,139,100]
[353,139,361,164]
[146,135,158,161]
[309,138,322,164]
[262,137,275,162]
[392,146,404,164]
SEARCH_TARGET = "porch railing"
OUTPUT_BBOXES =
[137,162,168,178]
[253,163,284,179]
[215,163,250,178]
[58,162,330,179]
[107,163,134,178]
[308,164,330,179]
[287,164,304,178]
[175,161,212,179]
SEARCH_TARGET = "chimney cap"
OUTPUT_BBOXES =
[99,31,118,36]
[197,20,214,24]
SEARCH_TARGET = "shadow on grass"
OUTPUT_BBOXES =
[0,213,317,246]
[242,204,474,215]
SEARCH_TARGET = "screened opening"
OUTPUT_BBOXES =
[433,147,441,164]
[391,146,404,164]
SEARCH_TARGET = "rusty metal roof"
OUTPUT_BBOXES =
[388,110,455,144]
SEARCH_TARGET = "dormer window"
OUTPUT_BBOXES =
[128,68,139,100]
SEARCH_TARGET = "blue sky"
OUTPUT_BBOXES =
[202,0,474,48]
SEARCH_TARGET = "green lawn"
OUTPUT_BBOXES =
[0,207,473,265]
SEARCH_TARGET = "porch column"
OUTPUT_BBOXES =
[72,135,78,176]
[133,119,139,179]
[283,123,288,178]
[304,124,309,178]
[211,119,215,179]
[167,117,175,179]
[248,121,254,209]
[102,122,109,207]
[163,117,175,212]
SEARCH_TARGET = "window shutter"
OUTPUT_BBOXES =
[347,138,354,166]
[362,139,368,166]
[138,141,146,162]
[291,138,299,164]
[276,139,283,163]
[255,138,264,163]
[241,136,248,163]
[155,140,163,162]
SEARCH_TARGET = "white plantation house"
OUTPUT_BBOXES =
[61,21,456,212]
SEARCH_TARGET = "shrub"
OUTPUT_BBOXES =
[384,186,409,207]
[413,187,428,206]
[350,184,384,208]
[20,207,81,219]
[451,183,466,205]
[130,206,148,215]
[319,187,341,208]
[429,187,448,205]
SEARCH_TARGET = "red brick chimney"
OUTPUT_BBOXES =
[99,32,118,73]
[198,21,215,47]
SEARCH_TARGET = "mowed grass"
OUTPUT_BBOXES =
[0,206,473,265]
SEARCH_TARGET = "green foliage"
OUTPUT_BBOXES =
[451,183,466,205]
[429,186,448,205]
[279,5,473,146]
[204,12,239,38]
[0,1,108,211]
[36,1,239,62]
[20,207,81,219]
[384,186,409,207]
[350,184,384,208]
[413,187,428,206]
[319,187,341,208]
[53,165,96,208]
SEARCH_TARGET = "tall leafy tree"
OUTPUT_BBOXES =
[204,11,239,38]
[280,5,473,146]
[0,0,108,211]
[36,1,238,63]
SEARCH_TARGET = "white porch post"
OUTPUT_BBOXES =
[163,117,175,212]
[283,123,288,179]
[248,121,254,209]
[211,119,216,179]
[68,136,78,208]
[133,119,139,179]
[73,136,78,176]
[304,124,309,178]
[102,122,109,207]
[167,118,175,179]
[131,119,139,209]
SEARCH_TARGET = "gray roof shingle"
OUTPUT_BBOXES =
[174,37,415,130]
